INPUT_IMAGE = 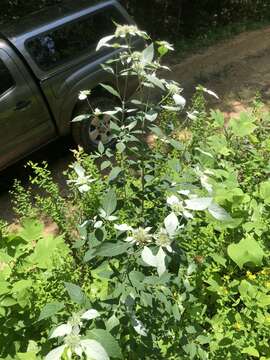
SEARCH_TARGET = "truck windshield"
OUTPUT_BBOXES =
[26,6,125,71]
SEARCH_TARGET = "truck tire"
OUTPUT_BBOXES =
[72,96,118,152]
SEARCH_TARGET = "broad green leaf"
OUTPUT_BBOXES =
[87,329,122,358]
[81,309,100,320]
[81,339,109,360]
[93,242,132,258]
[96,35,115,51]
[101,189,117,216]
[12,279,32,293]
[257,293,270,307]
[0,281,10,296]
[229,112,257,137]
[227,236,265,269]
[49,324,72,339]
[145,74,165,90]
[38,302,65,321]
[116,142,125,153]
[45,345,66,360]
[72,114,90,123]
[101,84,121,99]
[27,235,68,269]
[241,347,259,357]
[207,134,230,156]
[208,203,232,221]
[64,282,86,305]
[259,181,270,204]
[185,197,212,211]
[19,219,43,242]
[210,109,225,127]
[101,161,111,171]
[108,167,122,182]
[142,43,154,64]
[106,315,120,332]
[1,297,17,306]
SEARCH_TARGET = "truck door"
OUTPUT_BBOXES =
[0,45,56,169]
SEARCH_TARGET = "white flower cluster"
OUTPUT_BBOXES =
[45,309,109,360]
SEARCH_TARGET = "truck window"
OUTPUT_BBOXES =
[0,59,15,96]
[26,6,125,71]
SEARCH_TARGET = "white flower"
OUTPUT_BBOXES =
[167,195,193,219]
[67,163,95,193]
[156,41,174,51]
[126,227,153,245]
[93,108,102,116]
[154,227,173,252]
[166,81,182,95]
[78,90,91,100]
[114,24,147,39]
[46,310,108,360]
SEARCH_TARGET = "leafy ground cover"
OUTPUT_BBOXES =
[1,25,270,360]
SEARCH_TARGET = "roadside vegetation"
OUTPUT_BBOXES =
[1,24,270,360]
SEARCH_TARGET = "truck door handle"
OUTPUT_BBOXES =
[14,100,32,111]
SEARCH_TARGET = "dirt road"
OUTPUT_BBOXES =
[1,26,270,222]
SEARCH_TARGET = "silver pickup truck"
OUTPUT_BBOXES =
[0,0,135,170]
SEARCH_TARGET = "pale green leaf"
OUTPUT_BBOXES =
[227,236,265,269]
[81,339,109,360]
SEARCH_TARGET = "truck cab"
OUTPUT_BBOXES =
[0,0,135,170]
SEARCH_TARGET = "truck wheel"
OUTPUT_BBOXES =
[72,96,118,152]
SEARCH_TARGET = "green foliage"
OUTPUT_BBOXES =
[3,25,270,359]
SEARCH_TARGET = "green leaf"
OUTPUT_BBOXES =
[210,109,225,127]
[101,189,117,216]
[93,242,132,258]
[1,297,17,307]
[72,114,90,123]
[108,167,122,182]
[101,84,121,99]
[101,161,111,171]
[0,281,10,296]
[185,197,212,211]
[227,236,265,269]
[27,235,68,270]
[241,347,260,357]
[116,142,125,153]
[229,112,257,137]
[142,43,154,64]
[86,329,122,358]
[16,352,37,360]
[96,34,115,51]
[64,282,87,305]
[106,315,120,332]
[19,219,43,242]
[98,141,105,154]
[208,203,232,221]
[81,339,109,360]
[145,74,165,90]
[38,302,65,321]
[259,181,270,204]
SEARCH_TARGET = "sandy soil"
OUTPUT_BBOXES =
[1,26,270,222]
